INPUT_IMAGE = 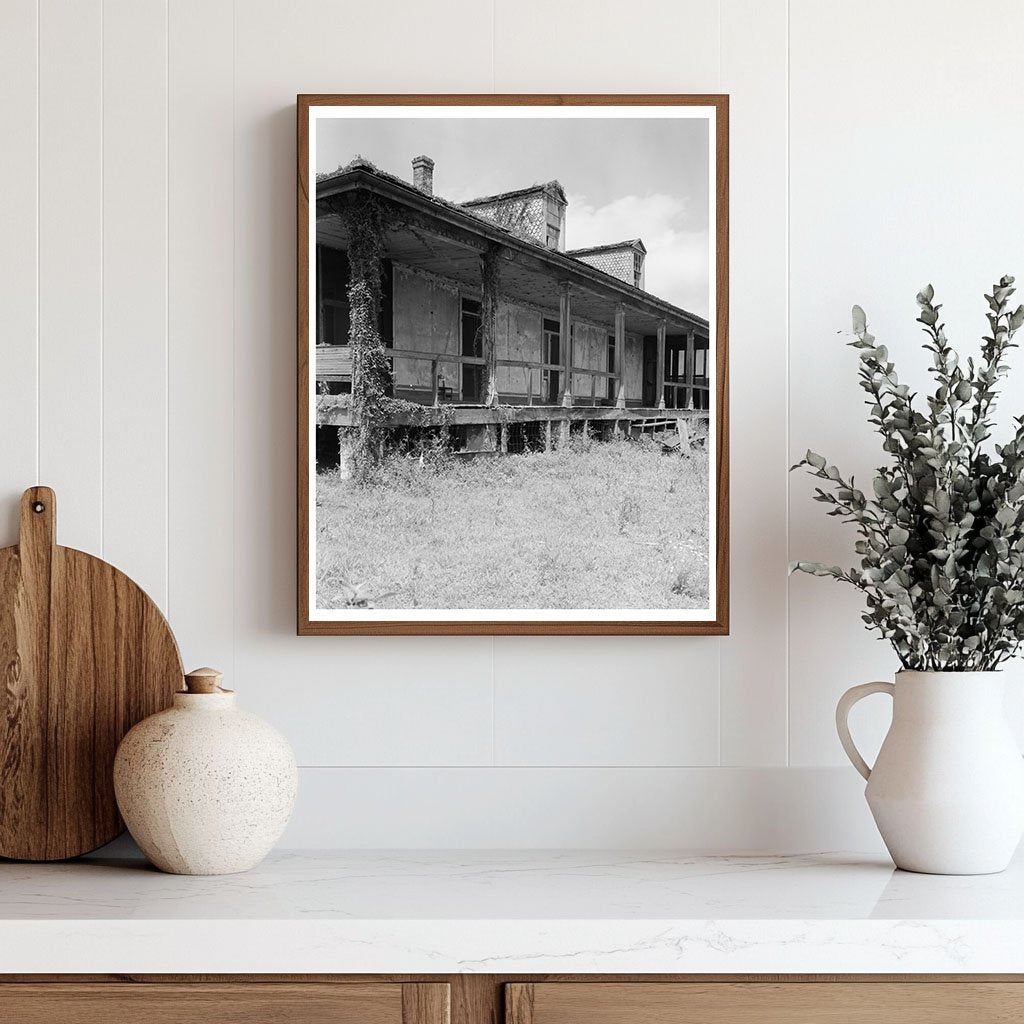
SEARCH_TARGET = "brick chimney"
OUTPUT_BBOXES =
[412,155,434,195]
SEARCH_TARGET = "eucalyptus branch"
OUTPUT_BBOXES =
[967,276,1024,467]
[792,280,1024,672]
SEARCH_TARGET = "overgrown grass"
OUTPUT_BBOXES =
[316,433,710,610]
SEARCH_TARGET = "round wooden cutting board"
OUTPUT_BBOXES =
[0,486,183,861]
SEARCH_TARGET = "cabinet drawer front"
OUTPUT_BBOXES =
[0,982,449,1024]
[506,982,1023,1023]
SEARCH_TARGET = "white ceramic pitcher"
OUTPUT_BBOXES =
[837,670,1024,875]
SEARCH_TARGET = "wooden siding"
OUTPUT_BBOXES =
[391,264,460,390]
[569,320,609,402]
[622,332,643,400]
[388,261,644,405]
[495,302,544,396]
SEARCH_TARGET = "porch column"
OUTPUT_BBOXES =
[342,194,389,474]
[614,304,626,409]
[481,245,501,406]
[559,282,572,405]
[684,328,696,409]
[337,427,358,480]
[656,321,667,410]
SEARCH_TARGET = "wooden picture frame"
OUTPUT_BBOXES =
[298,94,729,635]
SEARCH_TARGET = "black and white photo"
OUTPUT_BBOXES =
[297,96,728,635]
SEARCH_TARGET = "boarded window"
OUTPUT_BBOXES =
[461,297,483,402]
[607,334,616,401]
[542,318,561,404]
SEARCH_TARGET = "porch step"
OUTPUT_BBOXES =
[628,416,679,436]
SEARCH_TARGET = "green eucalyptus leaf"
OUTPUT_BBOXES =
[794,277,1024,671]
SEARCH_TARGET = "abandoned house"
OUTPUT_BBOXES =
[314,154,711,463]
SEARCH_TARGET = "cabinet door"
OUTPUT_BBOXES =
[0,982,449,1024]
[506,981,1023,1023]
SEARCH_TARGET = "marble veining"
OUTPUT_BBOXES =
[1,849,1023,973]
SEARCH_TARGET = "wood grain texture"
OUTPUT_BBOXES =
[451,975,501,1024]
[403,982,452,1024]
[3,977,1024,1024]
[0,487,183,861]
[0,983,407,1024]
[5,973,1024,985]
[296,94,729,636]
[504,983,534,1024]
[504,981,1024,1024]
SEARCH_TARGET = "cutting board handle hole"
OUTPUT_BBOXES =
[31,501,45,514]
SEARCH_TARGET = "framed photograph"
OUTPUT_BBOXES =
[298,94,728,635]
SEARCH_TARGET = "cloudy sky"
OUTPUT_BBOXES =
[317,114,710,317]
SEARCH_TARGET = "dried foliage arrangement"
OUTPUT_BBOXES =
[792,278,1024,671]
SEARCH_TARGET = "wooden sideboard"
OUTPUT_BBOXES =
[3,975,1022,1023]
[505,980,1024,1023]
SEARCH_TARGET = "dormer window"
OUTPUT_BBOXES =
[461,181,567,250]
[566,239,647,289]
[544,190,565,250]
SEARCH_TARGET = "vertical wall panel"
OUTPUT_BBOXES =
[230,0,496,769]
[492,0,723,767]
[38,0,103,553]
[788,0,1024,763]
[245,640,496,767]
[493,0,720,89]
[494,637,720,767]
[717,0,789,765]
[167,0,235,671]
[11,0,1015,846]
[102,0,168,607]
[0,1,39,539]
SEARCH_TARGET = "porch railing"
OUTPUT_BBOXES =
[316,344,621,407]
[317,344,713,410]
[662,379,711,410]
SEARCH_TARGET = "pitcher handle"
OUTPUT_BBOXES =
[836,681,895,780]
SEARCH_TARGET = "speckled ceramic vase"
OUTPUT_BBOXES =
[113,668,297,875]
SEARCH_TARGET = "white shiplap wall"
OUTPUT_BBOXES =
[2,0,1020,850]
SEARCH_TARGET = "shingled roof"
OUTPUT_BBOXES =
[565,238,647,257]
[461,180,567,208]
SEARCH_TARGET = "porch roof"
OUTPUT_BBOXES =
[315,165,709,339]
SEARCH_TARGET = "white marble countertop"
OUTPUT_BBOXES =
[3,848,1024,974]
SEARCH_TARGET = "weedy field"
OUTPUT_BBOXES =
[315,434,710,611]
